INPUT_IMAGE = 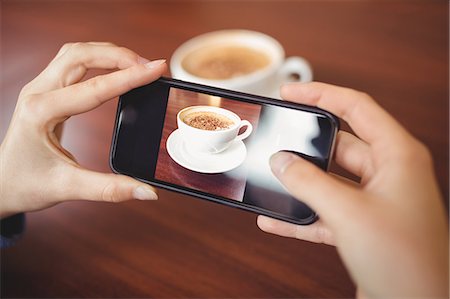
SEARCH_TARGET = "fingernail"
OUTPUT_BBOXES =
[133,186,158,200]
[144,59,166,69]
[137,56,150,64]
[269,152,298,177]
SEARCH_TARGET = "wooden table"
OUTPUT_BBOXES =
[1,1,448,298]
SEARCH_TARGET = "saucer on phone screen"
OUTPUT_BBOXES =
[166,129,247,174]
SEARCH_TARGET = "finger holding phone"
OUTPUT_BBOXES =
[0,42,167,218]
[258,82,449,298]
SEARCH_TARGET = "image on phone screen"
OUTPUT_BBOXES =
[111,79,338,224]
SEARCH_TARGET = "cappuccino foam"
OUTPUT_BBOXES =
[183,111,234,131]
[182,45,270,80]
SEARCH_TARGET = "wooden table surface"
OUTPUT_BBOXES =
[1,1,448,298]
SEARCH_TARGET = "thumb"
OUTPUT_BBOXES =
[270,151,359,225]
[66,168,158,202]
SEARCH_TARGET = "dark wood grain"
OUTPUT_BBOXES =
[1,1,448,298]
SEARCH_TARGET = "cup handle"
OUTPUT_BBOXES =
[278,56,313,83]
[235,120,253,142]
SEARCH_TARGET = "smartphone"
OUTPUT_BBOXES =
[110,77,339,225]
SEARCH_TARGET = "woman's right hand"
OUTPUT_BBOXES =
[258,82,448,298]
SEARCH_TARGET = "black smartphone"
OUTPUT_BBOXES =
[110,77,339,225]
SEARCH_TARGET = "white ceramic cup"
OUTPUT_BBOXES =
[170,29,313,98]
[177,106,253,154]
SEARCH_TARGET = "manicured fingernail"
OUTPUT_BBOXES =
[133,186,158,200]
[144,59,166,69]
[269,152,298,177]
[137,56,150,64]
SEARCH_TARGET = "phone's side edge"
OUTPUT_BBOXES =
[109,96,124,175]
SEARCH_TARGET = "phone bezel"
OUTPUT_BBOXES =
[110,77,339,225]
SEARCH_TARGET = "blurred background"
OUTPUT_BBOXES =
[1,1,448,298]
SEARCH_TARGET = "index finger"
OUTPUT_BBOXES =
[45,59,167,119]
[280,82,410,147]
[257,215,335,246]
[26,42,146,94]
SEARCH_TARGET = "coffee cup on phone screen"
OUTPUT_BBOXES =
[170,30,313,98]
[177,106,253,155]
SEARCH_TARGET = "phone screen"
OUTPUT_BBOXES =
[111,79,338,224]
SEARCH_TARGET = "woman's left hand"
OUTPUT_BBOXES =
[0,42,166,218]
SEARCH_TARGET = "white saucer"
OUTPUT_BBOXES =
[166,129,247,174]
